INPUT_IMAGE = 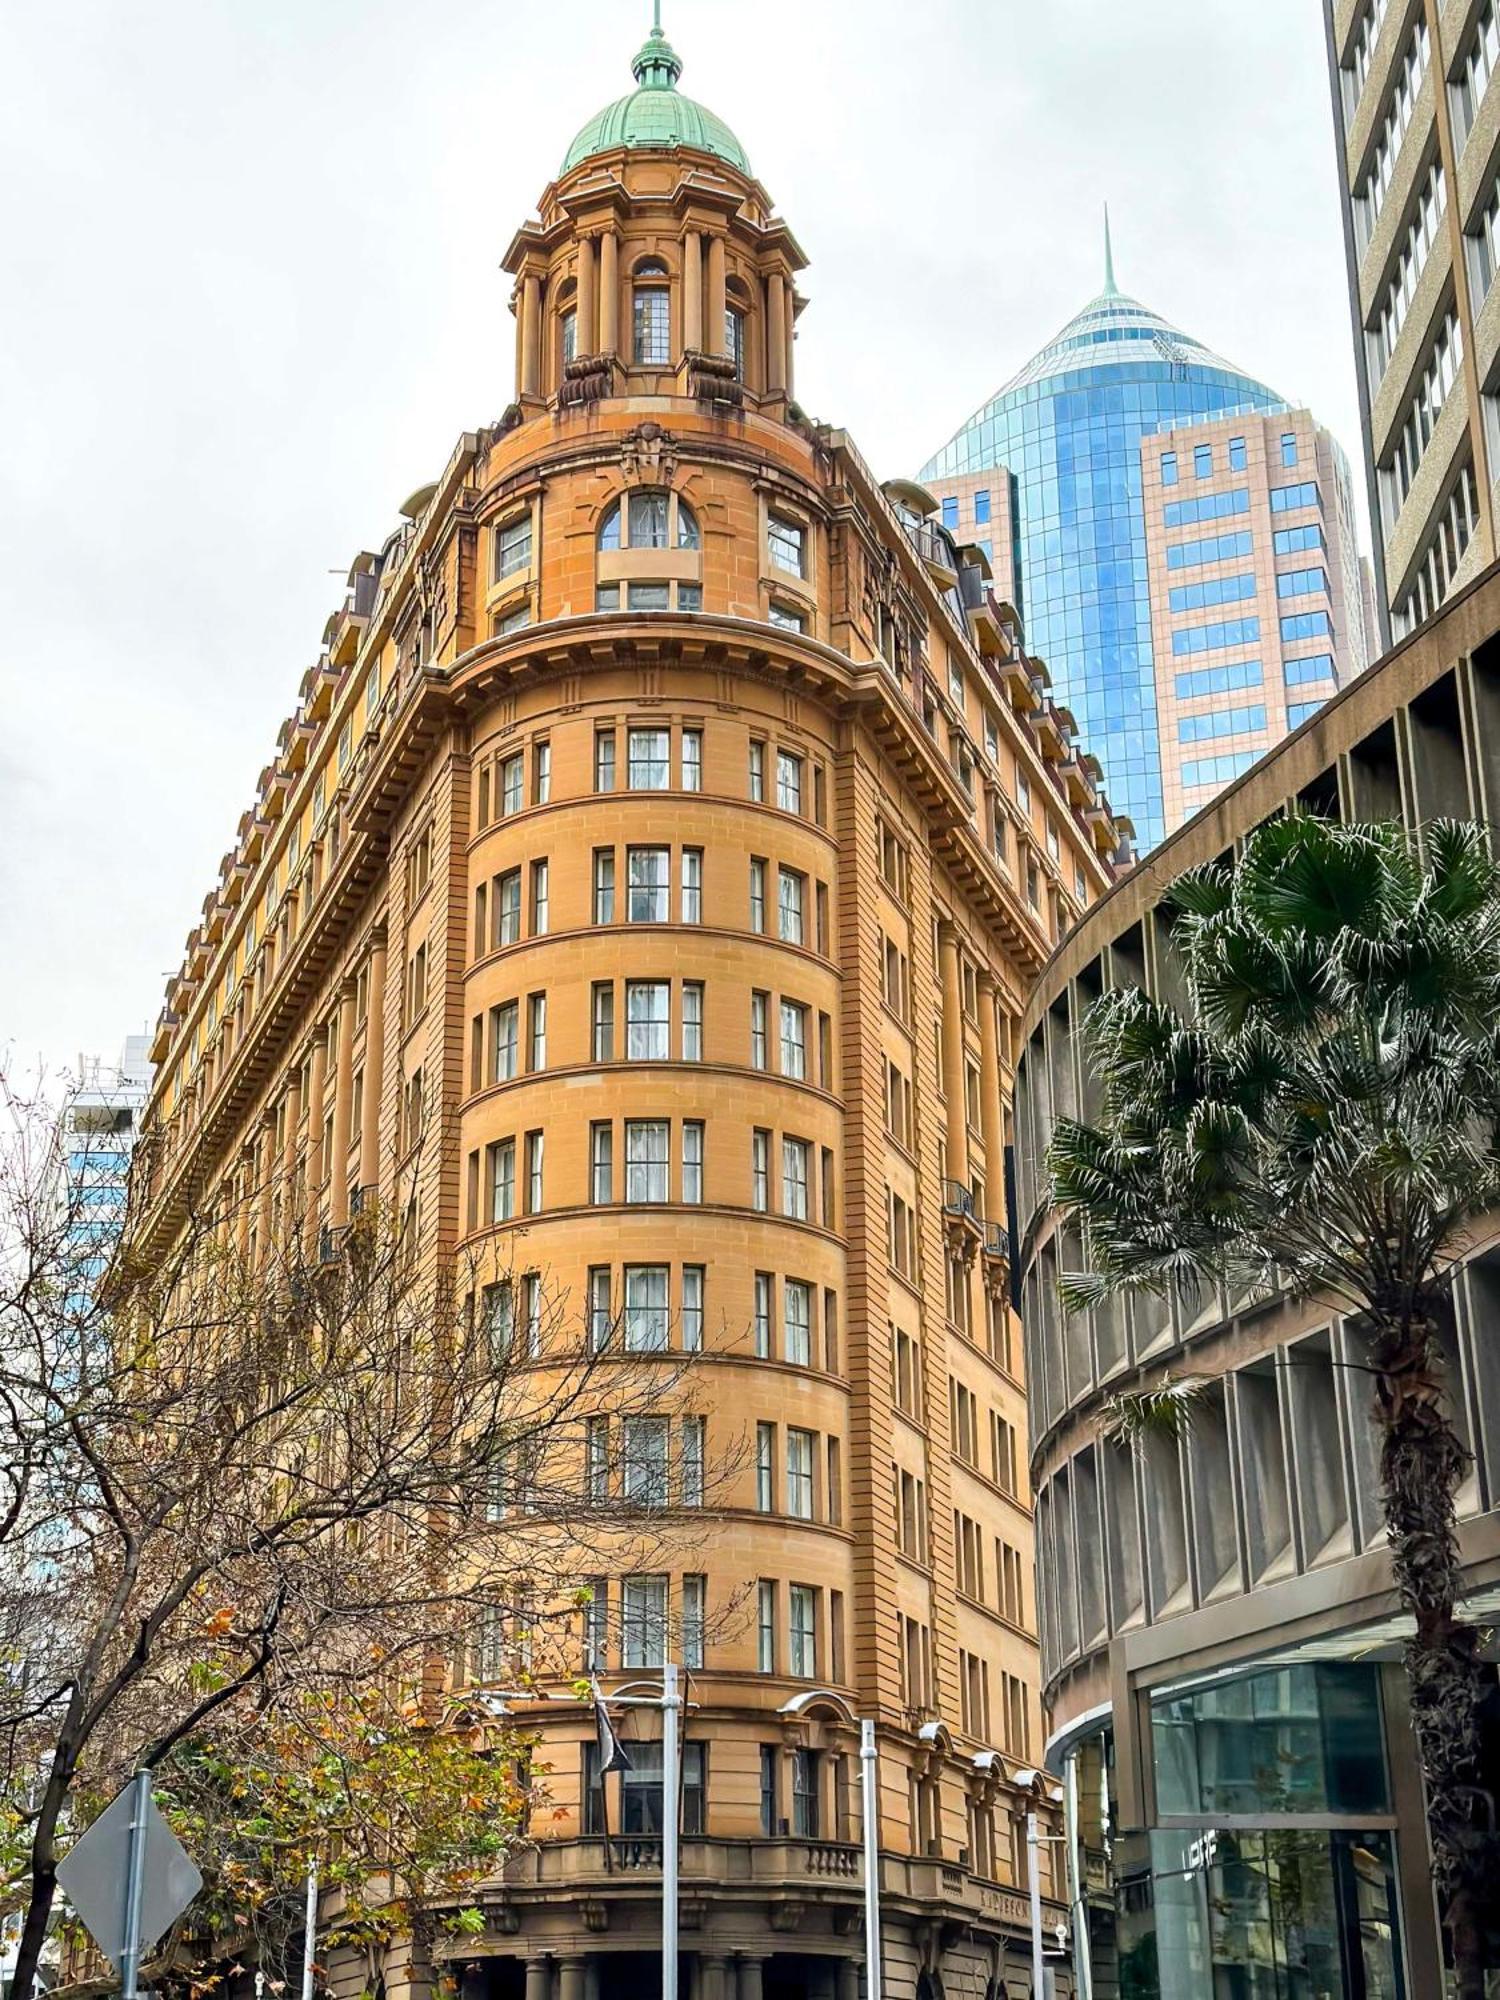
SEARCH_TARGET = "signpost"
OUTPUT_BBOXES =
[57,1771,202,1999]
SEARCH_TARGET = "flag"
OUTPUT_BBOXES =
[594,1683,631,1774]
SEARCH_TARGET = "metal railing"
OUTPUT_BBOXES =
[942,1179,976,1219]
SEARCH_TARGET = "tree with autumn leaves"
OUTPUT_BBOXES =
[0,1072,693,2000]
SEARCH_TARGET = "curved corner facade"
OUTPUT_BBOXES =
[135,48,1128,2000]
[1013,555,1500,1994]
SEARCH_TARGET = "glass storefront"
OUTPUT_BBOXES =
[1061,1660,1408,1998]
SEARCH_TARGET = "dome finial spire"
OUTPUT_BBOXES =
[1103,203,1118,296]
[632,5,682,89]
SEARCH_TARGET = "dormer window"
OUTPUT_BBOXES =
[633,262,671,365]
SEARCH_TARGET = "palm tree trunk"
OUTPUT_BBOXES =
[1374,1316,1491,1999]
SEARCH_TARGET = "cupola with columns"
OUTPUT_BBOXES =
[502,9,806,417]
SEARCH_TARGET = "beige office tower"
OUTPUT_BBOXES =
[1140,406,1377,833]
[1324,0,1500,642]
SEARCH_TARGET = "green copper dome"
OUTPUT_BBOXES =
[560,20,751,176]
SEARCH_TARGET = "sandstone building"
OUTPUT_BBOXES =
[137,22,1123,1999]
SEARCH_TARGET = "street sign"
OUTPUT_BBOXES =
[58,1774,202,1980]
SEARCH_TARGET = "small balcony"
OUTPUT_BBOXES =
[899,514,960,589]
[942,1180,983,1259]
[983,1219,1009,1263]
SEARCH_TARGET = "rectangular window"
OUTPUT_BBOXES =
[625,1120,670,1203]
[786,1429,814,1519]
[1164,487,1249,529]
[768,601,805,633]
[633,283,670,367]
[680,1416,706,1508]
[749,739,766,802]
[495,514,532,580]
[683,1120,704,1204]
[782,1137,810,1219]
[940,495,958,531]
[525,1129,545,1214]
[493,1000,519,1082]
[751,991,769,1069]
[1177,703,1266,744]
[974,488,991,524]
[776,749,804,814]
[683,1265,704,1353]
[595,729,617,792]
[1284,653,1337,687]
[590,1121,613,1204]
[623,1416,669,1508]
[778,868,805,945]
[789,1585,816,1678]
[1167,571,1256,614]
[496,870,521,946]
[530,858,549,935]
[500,752,524,817]
[626,980,670,1060]
[1281,432,1299,467]
[1160,451,1178,486]
[750,858,767,932]
[757,1582,777,1673]
[621,1574,667,1667]
[490,1138,516,1222]
[682,1572,706,1668]
[623,1264,669,1351]
[588,1266,612,1351]
[785,1279,812,1366]
[754,1272,772,1358]
[760,1745,779,1832]
[628,728,670,791]
[1193,444,1212,479]
[592,981,615,1060]
[593,848,616,924]
[1229,435,1246,471]
[1280,610,1333,644]
[532,740,551,805]
[756,1422,776,1512]
[627,846,670,922]
[586,1420,609,1501]
[681,729,703,792]
[1173,658,1262,701]
[681,847,703,923]
[1269,480,1319,514]
[682,981,704,1061]
[752,1129,770,1211]
[768,514,806,576]
[527,992,547,1071]
[780,1000,807,1079]
[1171,615,1261,657]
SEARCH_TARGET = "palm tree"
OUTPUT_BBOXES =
[1046,814,1500,1997]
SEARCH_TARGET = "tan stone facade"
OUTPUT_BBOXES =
[1140,406,1375,833]
[137,48,1124,2000]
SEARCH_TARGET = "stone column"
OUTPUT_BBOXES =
[599,228,619,354]
[256,1113,276,1266]
[834,1963,859,2000]
[735,1958,764,2000]
[683,230,703,351]
[977,970,1006,1218]
[236,1144,254,1258]
[524,1959,550,2000]
[937,920,968,1187]
[280,1062,302,1239]
[520,274,542,398]
[303,1027,327,1258]
[329,978,357,1227]
[558,1962,586,2000]
[784,294,796,400]
[766,271,787,395]
[706,235,726,354]
[359,930,387,1205]
[576,236,597,357]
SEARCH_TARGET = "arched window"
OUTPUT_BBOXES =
[633,261,671,366]
[595,490,703,614]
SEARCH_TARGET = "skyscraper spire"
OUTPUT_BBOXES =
[1103,203,1118,296]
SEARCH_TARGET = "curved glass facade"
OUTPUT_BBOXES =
[920,284,1282,848]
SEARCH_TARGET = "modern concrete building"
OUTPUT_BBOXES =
[59,1035,151,1308]
[134,20,1128,2000]
[920,245,1373,847]
[1013,554,1500,1994]
[1324,0,1500,645]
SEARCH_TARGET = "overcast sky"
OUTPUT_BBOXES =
[0,0,1354,1085]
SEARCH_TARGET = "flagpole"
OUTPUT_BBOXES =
[661,1662,681,2000]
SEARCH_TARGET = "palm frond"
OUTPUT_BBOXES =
[1102,1376,1213,1448]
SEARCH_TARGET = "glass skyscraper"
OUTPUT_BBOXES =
[920,252,1284,848]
